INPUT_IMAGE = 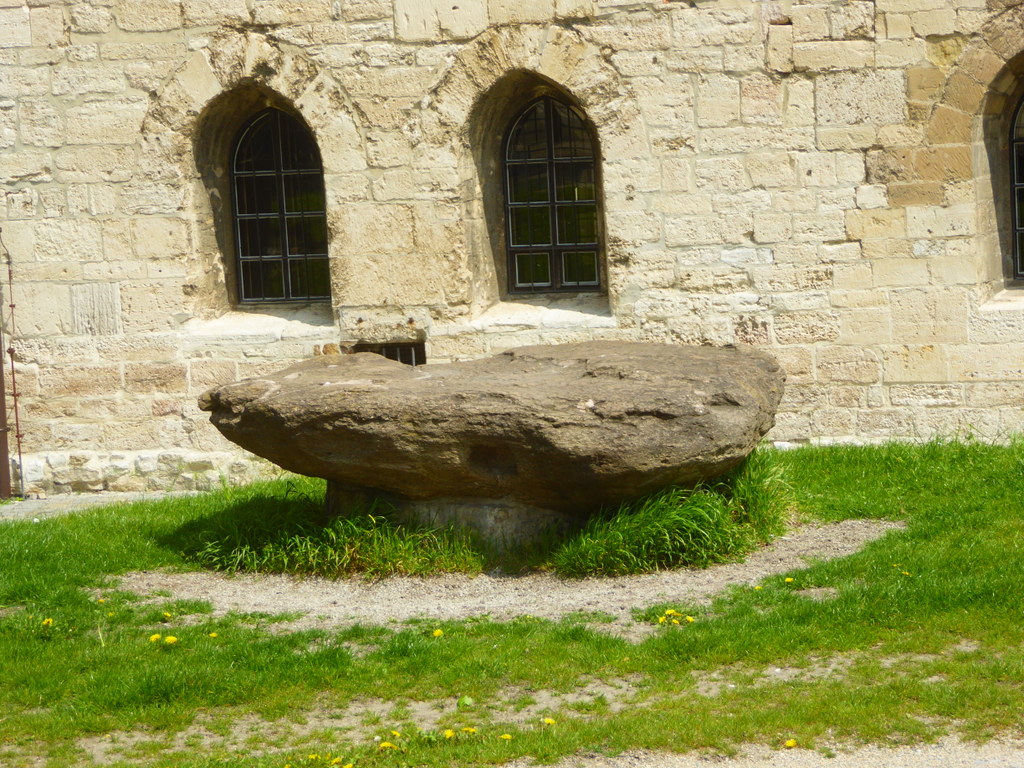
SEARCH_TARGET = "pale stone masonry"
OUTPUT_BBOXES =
[2,0,1024,493]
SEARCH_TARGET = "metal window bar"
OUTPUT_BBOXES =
[351,342,426,367]
[504,96,601,293]
[1012,98,1024,279]
[231,109,330,302]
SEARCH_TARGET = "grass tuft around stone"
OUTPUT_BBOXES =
[550,449,791,576]
[182,448,791,579]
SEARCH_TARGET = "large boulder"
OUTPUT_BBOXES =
[199,342,784,540]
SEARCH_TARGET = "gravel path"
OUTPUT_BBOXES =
[113,518,902,641]
[513,738,1024,768]
[9,492,1024,767]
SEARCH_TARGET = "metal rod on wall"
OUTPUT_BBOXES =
[0,227,24,498]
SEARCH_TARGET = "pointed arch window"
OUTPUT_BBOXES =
[1012,99,1024,279]
[503,97,602,293]
[231,108,330,302]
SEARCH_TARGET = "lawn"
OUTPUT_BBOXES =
[0,440,1022,767]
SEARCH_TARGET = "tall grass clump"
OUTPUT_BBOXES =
[550,448,792,577]
[186,480,484,578]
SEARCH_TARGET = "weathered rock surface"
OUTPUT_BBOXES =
[199,342,785,524]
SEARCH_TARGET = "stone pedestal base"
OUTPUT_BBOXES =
[325,481,582,550]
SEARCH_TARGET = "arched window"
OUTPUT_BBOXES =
[231,108,330,302]
[1012,98,1024,279]
[503,97,602,293]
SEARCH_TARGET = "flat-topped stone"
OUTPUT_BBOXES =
[199,342,784,539]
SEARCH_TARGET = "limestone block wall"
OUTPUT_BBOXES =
[1,0,1023,494]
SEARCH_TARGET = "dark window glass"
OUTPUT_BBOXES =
[508,164,549,203]
[515,252,552,288]
[507,102,548,160]
[232,109,331,302]
[504,96,602,293]
[562,251,599,286]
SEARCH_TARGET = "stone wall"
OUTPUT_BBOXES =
[2,0,1024,494]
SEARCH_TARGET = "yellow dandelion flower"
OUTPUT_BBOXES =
[97,598,106,604]
[461,727,477,734]
[671,619,680,625]
[432,629,444,637]
[658,616,666,624]
[902,571,911,576]
[162,612,172,620]
[308,755,319,761]
[664,609,680,616]
[378,742,396,750]
[164,636,178,645]
[685,616,695,623]
[149,633,161,642]
[41,618,53,627]
[784,577,794,583]
[208,632,218,638]
[754,585,763,590]
[500,733,512,740]
[784,739,797,749]
[543,718,556,725]
[389,730,401,738]
[331,758,343,765]
[443,729,455,739]
[107,612,114,617]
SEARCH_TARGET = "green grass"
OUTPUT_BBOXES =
[0,439,1022,767]
[552,449,790,576]
[184,485,486,578]
[186,449,791,579]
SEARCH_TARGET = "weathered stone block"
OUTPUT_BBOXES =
[816,70,906,125]
[30,6,66,47]
[40,364,121,397]
[0,6,30,48]
[905,204,975,238]
[114,0,182,31]
[696,73,740,128]
[71,283,122,336]
[818,347,882,384]
[124,363,187,394]
[394,0,487,41]
[766,24,794,73]
[794,41,874,71]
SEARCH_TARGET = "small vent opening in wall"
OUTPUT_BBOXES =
[350,341,426,366]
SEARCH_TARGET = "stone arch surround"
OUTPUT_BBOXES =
[425,24,650,316]
[141,30,364,318]
[914,4,1024,292]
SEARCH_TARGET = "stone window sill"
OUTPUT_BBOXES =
[467,296,617,332]
[980,286,1024,312]
[182,305,334,339]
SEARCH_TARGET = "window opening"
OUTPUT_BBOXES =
[351,341,426,366]
[503,97,601,293]
[1011,98,1024,279]
[232,108,330,302]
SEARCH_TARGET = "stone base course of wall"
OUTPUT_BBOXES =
[13,450,275,497]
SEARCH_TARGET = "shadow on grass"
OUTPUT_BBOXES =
[159,478,492,578]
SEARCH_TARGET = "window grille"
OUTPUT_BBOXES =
[231,109,331,302]
[503,97,602,293]
[351,342,426,366]
[1011,99,1024,279]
